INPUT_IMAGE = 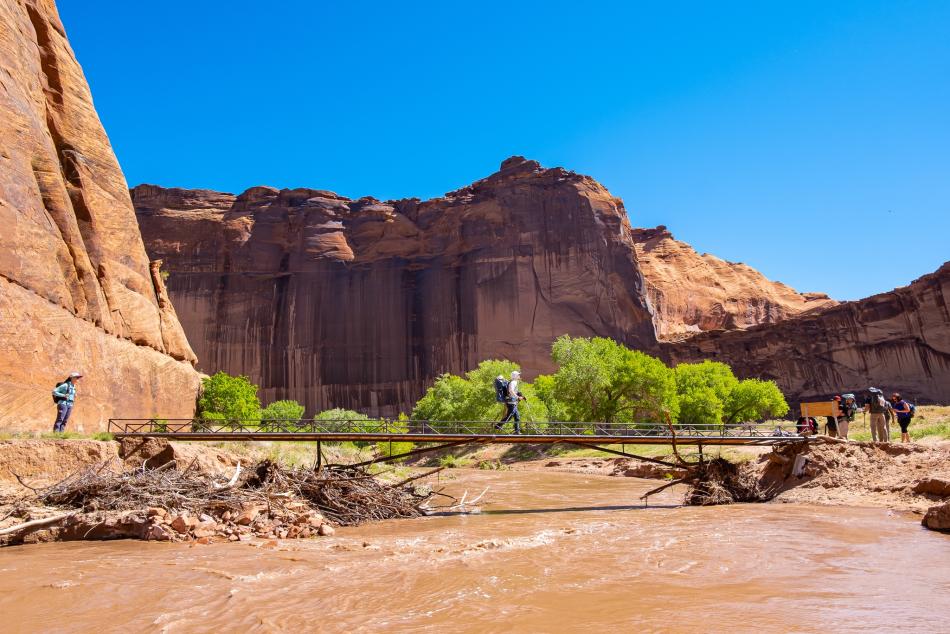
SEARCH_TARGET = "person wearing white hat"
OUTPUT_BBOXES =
[499,370,526,434]
[52,371,82,432]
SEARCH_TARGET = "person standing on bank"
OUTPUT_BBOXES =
[864,387,890,443]
[889,393,913,443]
[838,393,858,440]
[52,371,82,432]
[500,370,526,434]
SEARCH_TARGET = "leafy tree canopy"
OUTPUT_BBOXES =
[723,378,790,423]
[550,336,677,424]
[411,359,549,426]
[198,372,261,420]
[674,361,739,426]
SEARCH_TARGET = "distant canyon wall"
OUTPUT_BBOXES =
[136,157,950,416]
[664,263,950,404]
[0,0,200,432]
[134,158,658,416]
[631,226,835,341]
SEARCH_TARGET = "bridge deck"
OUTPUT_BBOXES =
[108,419,805,446]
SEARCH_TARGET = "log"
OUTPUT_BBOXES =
[392,466,446,488]
[0,512,75,536]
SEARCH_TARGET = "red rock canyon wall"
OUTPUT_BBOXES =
[664,263,950,404]
[0,0,200,432]
[133,158,658,416]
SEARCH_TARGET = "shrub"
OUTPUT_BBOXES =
[261,400,305,423]
[315,408,379,447]
[375,413,413,462]
[439,454,467,468]
[197,372,261,421]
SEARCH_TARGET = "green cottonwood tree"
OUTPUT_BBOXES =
[198,372,261,420]
[411,359,549,428]
[550,335,678,424]
[722,378,789,423]
[674,361,739,426]
[674,361,789,425]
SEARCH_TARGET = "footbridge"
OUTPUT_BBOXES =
[109,418,804,466]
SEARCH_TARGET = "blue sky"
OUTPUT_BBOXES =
[59,1,949,300]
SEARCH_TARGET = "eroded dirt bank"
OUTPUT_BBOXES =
[500,438,950,530]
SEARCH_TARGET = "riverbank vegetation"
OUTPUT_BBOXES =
[413,336,789,427]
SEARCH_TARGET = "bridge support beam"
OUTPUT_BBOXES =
[563,442,681,469]
[347,439,480,468]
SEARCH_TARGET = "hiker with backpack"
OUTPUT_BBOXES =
[889,393,914,443]
[493,371,526,434]
[825,395,841,437]
[838,393,858,439]
[52,371,83,432]
[863,387,891,443]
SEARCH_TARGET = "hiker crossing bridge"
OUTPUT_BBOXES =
[109,418,803,446]
[109,419,804,467]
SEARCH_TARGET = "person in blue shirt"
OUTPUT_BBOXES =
[52,371,82,432]
[888,393,913,443]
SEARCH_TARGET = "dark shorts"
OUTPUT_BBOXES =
[897,417,911,433]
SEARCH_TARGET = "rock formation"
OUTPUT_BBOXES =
[133,157,658,416]
[632,226,835,340]
[135,159,949,413]
[664,263,950,404]
[0,0,200,432]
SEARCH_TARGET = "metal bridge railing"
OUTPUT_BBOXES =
[108,418,797,438]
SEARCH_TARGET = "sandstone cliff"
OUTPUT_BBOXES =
[664,263,950,404]
[632,226,836,340]
[0,0,200,432]
[133,157,658,416]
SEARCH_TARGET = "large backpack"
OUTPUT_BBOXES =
[868,393,887,413]
[52,380,68,404]
[908,403,916,418]
[494,377,509,403]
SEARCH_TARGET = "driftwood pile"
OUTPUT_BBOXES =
[1,458,442,546]
[639,415,769,506]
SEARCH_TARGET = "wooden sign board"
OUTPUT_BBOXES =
[800,401,841,418]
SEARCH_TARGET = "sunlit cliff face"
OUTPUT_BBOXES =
[133,157,656,417]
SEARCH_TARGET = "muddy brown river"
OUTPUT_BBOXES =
[1,471,948,632]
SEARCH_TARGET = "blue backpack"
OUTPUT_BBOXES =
[494,377,509,403]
